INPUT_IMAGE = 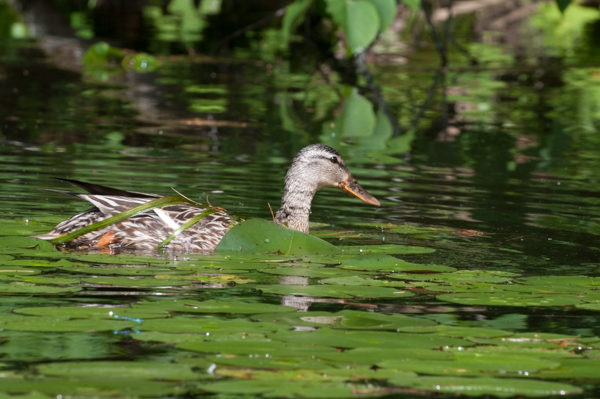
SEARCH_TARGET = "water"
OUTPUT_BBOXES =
[1,1,600,398]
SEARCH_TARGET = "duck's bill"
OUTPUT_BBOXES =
[338,178,381,206]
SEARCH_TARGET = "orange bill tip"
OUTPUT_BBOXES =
[338,177,380,207]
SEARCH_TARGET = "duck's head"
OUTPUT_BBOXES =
[286,144,380,206]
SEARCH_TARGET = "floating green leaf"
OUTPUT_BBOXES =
[252,309,436,330]
[216,219,339,256]
[339,254,454,272]
[14,306,166,320]
[391,376,581,397]
[255,284,413,299]
[437,292,583,307]
[38,361,198,380]
[133,299,297,314]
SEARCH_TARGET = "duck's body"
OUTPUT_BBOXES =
[36,144,379,252]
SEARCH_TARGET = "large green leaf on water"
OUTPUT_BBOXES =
[133,299,297,314]
[0,275,79,285]
[356,222,454,235]
[178,339,330,357]
[203,376,380,398]
[0,266,39,275]
[381,352,560,377]
[471,333,595,349]
[537,358,600,378]
[428,270,518,283]
[397,325,513,339]
[269,327,473,350]
[139,317,285,334]
[437,292,583,307]
[317,347,453,365]
[0,315,137,332]
[0,282,80,294]
[320,275,434,289]
[82,276,193,287]
[38,361,199,380]
[0,236,56,252]
[391,376,582,397]
[255,284,413,299]
[216,219,340,256]
[62,265,186,276]
[339,254,454,272]
[0,376,184,396]
[205,353,336,371]
[251,309,436,330]
[507,276,600,294]
[260,265,354,278]
[578,303,600,311]
[14,306,166,320]
[338,244,435,255]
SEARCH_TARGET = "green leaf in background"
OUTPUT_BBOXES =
[324,0,382,54]
[346,0,380,53]
[368,0,396,32]
[216,219,339,255]
[342,89,376,137]
[282,0,313,44]
[324,0,347,30]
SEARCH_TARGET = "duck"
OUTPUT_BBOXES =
[35,144,380,252]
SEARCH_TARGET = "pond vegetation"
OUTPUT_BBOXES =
[0,0,600,397]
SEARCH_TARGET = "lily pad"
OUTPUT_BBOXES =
[133,299,297,314]
[38,361,199,380]
[0,315,136,332]
[82,276,192,287]
[437,292,583,307]
[268,327,473,350]
[391,376,581,397]
[255,284,413,299]
[0,282,80,294]
[339,254,454,272]
[216,219,340,256]
[0,376,184,396]
[251,310,436,330]
[380,352,560,377]
[397,325,513,338]
[338,244,435,255]
[14,306,166,320]
[0,236,57,252]
[260,266,354,278]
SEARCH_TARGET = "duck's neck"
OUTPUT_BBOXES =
[274,167,318,234]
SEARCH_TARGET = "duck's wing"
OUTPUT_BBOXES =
[53,178,161,198]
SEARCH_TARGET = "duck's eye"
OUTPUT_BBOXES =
[329,157,338,164]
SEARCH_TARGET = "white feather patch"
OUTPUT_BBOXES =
[153,208,180,232]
